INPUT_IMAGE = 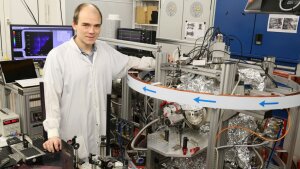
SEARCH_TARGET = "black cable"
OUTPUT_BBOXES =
[196,27,220,60]
[226,34,243,58]
[37,0,39,25]
[59,0,63,25]
[23,0,38,24]
[191,27,214,59]
[184,27,218,61]
[21,0,38,25]
[207,50,231,59]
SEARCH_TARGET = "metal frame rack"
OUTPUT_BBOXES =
[100,37,300,169]
[156,58,238,169]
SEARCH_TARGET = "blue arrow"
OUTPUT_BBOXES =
[143,86,156,93]
[193,97,216,104]
[259,100,279,107]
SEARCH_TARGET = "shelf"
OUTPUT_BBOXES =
[135,23,158,27]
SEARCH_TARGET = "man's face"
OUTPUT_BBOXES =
[72,5,101,47]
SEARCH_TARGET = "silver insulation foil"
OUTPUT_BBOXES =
[178,73,219,111]
[238,68,265,91]
[199,122,210,135]
[177,73,219,94]
[225,113,257,169]
[164,152,207,169]
[263,117,283,139]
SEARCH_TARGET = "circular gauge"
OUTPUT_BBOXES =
[184,108,207,128]
[166,1,177,17]
[190,2,203,18]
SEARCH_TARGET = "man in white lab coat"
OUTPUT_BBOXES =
[42,3,155,158]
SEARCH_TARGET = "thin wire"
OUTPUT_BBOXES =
[252,147,264,169]
[59,0,63,25]
[207,49,231,57]
[226,34,243,57]
[231,75,241,95]
[215,141,268,169]
[185,27,219,63]
[259,64,278,88]
[0,22,3,57]
[131,118,159,151]
[2,0,8,57]
[216,110,290,142]
[37,0,39,24]
[111,100,122,106]
[21,0,38,25]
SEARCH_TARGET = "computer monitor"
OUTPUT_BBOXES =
[10,25,74,61]
[0,59,37,84]
[245,0,300,15]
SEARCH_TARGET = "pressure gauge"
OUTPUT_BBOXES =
[184,108,207,128]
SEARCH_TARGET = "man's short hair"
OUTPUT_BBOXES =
[73,3,103,25]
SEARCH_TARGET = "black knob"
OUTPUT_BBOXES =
[73,143,80,150]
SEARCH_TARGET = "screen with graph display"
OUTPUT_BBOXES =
[10,25,74,61]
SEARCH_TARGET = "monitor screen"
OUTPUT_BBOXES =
[10,25,74,61]
[245,0,300,15]
[0,59,37,84]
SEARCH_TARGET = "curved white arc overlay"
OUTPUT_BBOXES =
[127,74,300,110]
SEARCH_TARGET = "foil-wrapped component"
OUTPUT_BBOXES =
[164,152,207,169]
[181,104,203,111]
[224,113,258,169]
[177,73,219,94]
[176,74,218,129]
[225,148,237,163]
[227,114,257,145]
[263,117,283,139]
[180,73,196,84]
[238,68,265,91]
[177,73,219,115]
[199,122,210,135]
[236,147,251,169]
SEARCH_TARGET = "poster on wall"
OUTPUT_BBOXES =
[267,14,299,33]
[185,22,205,39]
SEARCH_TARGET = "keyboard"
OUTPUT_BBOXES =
[15,78,43,87]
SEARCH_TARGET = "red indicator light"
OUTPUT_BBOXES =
[3,120,12,125]
[11,119,19,123]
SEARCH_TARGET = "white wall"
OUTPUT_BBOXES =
[65,0,133,37]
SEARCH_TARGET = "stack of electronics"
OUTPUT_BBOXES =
[117,28,156,58]
[0,108,21,137]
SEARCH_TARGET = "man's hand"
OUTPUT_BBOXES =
[43,137,62,153]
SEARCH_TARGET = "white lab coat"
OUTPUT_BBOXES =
[43,38,155,158]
